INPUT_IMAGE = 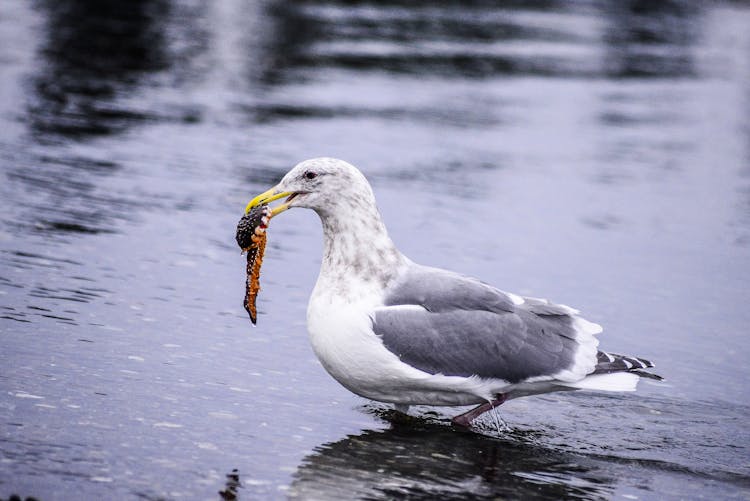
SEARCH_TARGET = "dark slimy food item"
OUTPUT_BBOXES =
[236,204,271,324]
[236,204,270,249]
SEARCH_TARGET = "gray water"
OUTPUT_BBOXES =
[1,1,749,499]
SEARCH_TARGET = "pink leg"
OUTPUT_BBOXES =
[451,394,507,427]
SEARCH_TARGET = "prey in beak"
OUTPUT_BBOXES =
[236,204,271,324]
[237,181,308,324]
[236,184,304,324]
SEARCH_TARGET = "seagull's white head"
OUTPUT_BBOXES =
[244,157,405,294]
[244,157,377,219]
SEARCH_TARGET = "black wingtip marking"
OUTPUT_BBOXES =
[595,351,662,380]
[631,369,664,381]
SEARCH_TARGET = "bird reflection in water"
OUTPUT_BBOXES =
[288,407,616,500]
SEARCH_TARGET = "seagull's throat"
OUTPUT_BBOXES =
[316,207,405,300]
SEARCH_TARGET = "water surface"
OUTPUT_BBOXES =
[1,1,749,499]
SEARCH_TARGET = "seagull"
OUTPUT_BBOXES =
[245,158,660,426]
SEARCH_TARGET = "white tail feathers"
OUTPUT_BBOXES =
[560,372,639,392]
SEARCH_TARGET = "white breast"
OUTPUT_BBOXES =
[305,291,504,406]
[306,293,396,397]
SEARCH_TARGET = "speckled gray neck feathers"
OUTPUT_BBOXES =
[309,170,403,297]
[316,195,404,299]
[279,158,406,300]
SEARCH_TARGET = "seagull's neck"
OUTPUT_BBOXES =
[314,203,406,303]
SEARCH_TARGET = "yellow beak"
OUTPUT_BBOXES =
[244,185,294,218]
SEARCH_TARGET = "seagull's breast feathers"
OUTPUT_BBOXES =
[307,293,498,405]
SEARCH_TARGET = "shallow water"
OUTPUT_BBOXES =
[1,1,749,499]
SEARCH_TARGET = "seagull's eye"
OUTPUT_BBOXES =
[304,171,317,180]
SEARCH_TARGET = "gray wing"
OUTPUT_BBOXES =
[372,265,598,384]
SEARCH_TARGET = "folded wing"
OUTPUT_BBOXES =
[371,265,601,384]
